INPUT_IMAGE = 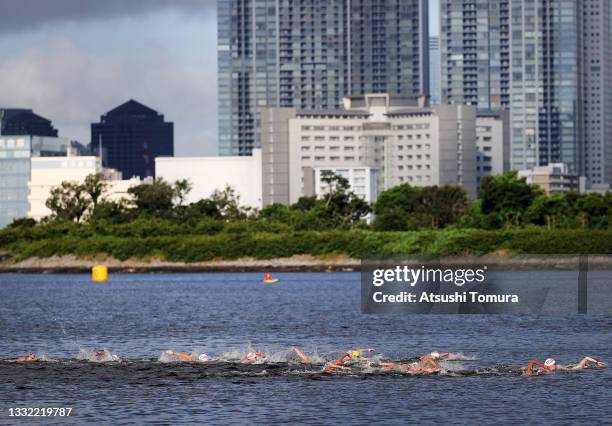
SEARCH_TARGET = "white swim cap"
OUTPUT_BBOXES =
[544,358,556,367]
[198,354,210,362]
[430,351,441,359]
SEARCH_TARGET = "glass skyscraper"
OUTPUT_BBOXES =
[440,0,612,185]
[440,0,510,109]
[91,100,174,179]
[217,0,429,156]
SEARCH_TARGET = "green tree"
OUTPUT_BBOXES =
[291,196,317,212]
[46,181,91,223]
[173,179,192,207]
[420,185,468,228]
[318,170,371,227]
[82,173,108,210]
[526,193,569,229]
[90,199,130,223]
[259,203,292,223]
[373,183,467,230]
[479,171,541,226]
[128,179,175,216]
[210,185,250,220]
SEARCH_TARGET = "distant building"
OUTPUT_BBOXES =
[518,163,582,194]
[91,100,173,179]
[428,36,441,105]
[155,149,262,209]
[0,109,58,137]
[440,0,612,188]
[440,0,510,110]
[217,0,429,156]
[261,94,493,206]
[476,110,510,187]
[28,156,139,221]
[0,135,68,228]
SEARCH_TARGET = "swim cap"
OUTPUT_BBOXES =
[246,352,257,360]
[198,354,210,362]
[544,358,556,367]
[430,351,441,359]
[351,351,361,357]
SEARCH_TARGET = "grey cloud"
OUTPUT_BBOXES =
[0,35,217,155]
[0,0,216,34]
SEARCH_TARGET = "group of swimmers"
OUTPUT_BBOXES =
[10,347,606,376]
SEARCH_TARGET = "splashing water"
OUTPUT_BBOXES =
[77,348,120,363]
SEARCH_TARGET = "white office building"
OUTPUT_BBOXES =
[28,156,140,221]
[261,94,511,205]
[155,149,262,209]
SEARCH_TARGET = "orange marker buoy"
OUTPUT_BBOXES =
[263,272,279,284]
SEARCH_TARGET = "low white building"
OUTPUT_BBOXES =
[28,156,141,220]
[155,149,262,208]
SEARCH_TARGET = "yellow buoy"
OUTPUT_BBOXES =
[92,265,108,282]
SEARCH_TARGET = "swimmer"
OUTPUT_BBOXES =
[419,351,453,362]
[164,350,211,362]
[523,357,606,376]
[291,346,311,364]
[379,358,440,374]
[241,351,266,363]
[14,353,37,363]
[323,348,375,373]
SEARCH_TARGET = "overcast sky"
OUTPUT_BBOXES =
[0,0,438,156]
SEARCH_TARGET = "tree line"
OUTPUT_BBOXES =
[8,170,612,232]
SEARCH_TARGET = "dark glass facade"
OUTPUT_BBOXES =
[0,109,59,137]
[91,100,173,179]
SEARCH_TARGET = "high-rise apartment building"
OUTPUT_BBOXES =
[91,100,173,179]
[440,0,612,187]
[429,36,441,105]
[440,0,510,109]
[217,0,429,156]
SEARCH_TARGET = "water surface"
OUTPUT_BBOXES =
[0,273,610,424]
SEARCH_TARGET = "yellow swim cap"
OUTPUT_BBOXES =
[351,351,360,357]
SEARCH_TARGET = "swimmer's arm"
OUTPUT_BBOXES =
[569,356,604,370]
[291,347,310,364]
[169,351,195,361]
[354,348,375,353]
[524,360,545,375]
[333,353,351,365]
[323,363,351,373]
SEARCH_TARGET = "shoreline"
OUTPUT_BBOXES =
[1,254,612,274]
[0,254,361,273]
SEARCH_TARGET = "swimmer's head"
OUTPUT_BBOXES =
[351,351,361,357]
[245,352,258,360]
[544,358,556,369]
[430,351,441,360]
[198,354,210,362]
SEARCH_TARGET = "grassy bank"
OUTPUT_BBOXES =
[2,225,612,263]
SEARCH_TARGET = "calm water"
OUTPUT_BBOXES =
[0,273,611,424]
